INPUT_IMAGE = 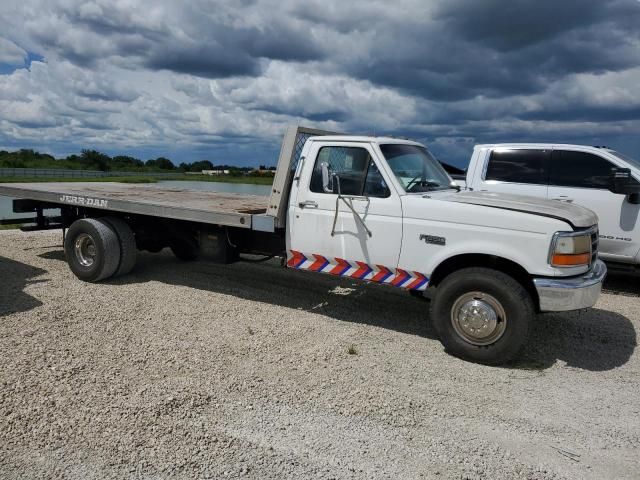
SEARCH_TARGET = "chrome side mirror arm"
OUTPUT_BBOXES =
[330,174,372,238]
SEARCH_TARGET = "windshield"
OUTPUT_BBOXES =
[607,150,640,171]
[380,144,453,193]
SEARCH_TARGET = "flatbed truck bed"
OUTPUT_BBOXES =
[0,182,269,229]
[0,126,331,234]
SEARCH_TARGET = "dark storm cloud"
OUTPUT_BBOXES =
[522,106,640,122]
[441,0,640,78]
[434,0,605,51]
[146,45,262,78]
[12,116,68,128]
[338,23,537,101]
[343,0,640,101]
[145,21,324,78]
[26,1,325,78]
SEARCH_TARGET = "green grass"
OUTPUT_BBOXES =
[0,224,21,230]
[0,174,274,185]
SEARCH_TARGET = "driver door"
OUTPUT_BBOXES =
[288,142,403,270]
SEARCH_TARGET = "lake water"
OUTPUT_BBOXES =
[158,180,271,196]
[0,180,272,220]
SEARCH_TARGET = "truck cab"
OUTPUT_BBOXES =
[284,134,606,363]
[463,144,640,267]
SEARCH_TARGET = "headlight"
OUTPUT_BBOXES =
[549,232,592,267]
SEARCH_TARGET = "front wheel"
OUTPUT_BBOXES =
[430,267,534,365]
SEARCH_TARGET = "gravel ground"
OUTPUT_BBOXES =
[0,230,638,480]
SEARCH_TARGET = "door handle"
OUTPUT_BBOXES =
[552,196,574,203]
[298,200,318,209]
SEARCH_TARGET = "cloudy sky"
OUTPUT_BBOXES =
[0,0,639,167]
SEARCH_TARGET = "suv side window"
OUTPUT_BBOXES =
[550,150,625,189]
[310,146,390,197]
[485,149,549,184]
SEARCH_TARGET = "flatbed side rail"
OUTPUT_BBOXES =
[267,125,339,228]
[0,184,254,229]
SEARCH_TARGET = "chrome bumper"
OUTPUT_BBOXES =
[533,260,607,312]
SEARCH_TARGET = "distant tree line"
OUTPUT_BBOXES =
[0,149,275,175]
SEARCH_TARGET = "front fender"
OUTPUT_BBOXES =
[398,215,588,278]
[424,237,546,277]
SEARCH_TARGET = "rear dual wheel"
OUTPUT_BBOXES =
[102,217,137,277]
[64,217,136,282]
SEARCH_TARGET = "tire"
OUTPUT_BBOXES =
[102,217,137,277]
[170,236,199,261]
[430,267,533,365]
[64,218,121,282]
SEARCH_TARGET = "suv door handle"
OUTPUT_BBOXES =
[552,196,574,203]
[298,200,318,209]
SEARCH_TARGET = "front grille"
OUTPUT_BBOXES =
[590,228,599,266]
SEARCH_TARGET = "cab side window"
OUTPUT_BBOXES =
[485,149,549,184]
[310,146,390,197]
[550,150,630,189]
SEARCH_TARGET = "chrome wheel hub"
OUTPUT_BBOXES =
[451,291,507,346]
[74,233,97,267]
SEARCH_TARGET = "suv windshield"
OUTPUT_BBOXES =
[380,144,453,193]
[607,150,640,171]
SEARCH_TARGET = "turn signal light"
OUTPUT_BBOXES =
[551,253,591,266]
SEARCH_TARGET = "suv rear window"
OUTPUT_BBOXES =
[485,149,549,184]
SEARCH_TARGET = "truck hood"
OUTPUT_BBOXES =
[441,191,597,228]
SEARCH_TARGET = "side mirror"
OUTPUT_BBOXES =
[609,168,640,195]
[321,162,333,193]
[628,193,640,205]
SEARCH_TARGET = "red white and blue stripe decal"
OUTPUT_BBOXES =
[287,250,429,291]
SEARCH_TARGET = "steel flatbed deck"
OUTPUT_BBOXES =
[0,182,270,229]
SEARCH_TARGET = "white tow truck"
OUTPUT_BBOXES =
[0,126,607,364]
